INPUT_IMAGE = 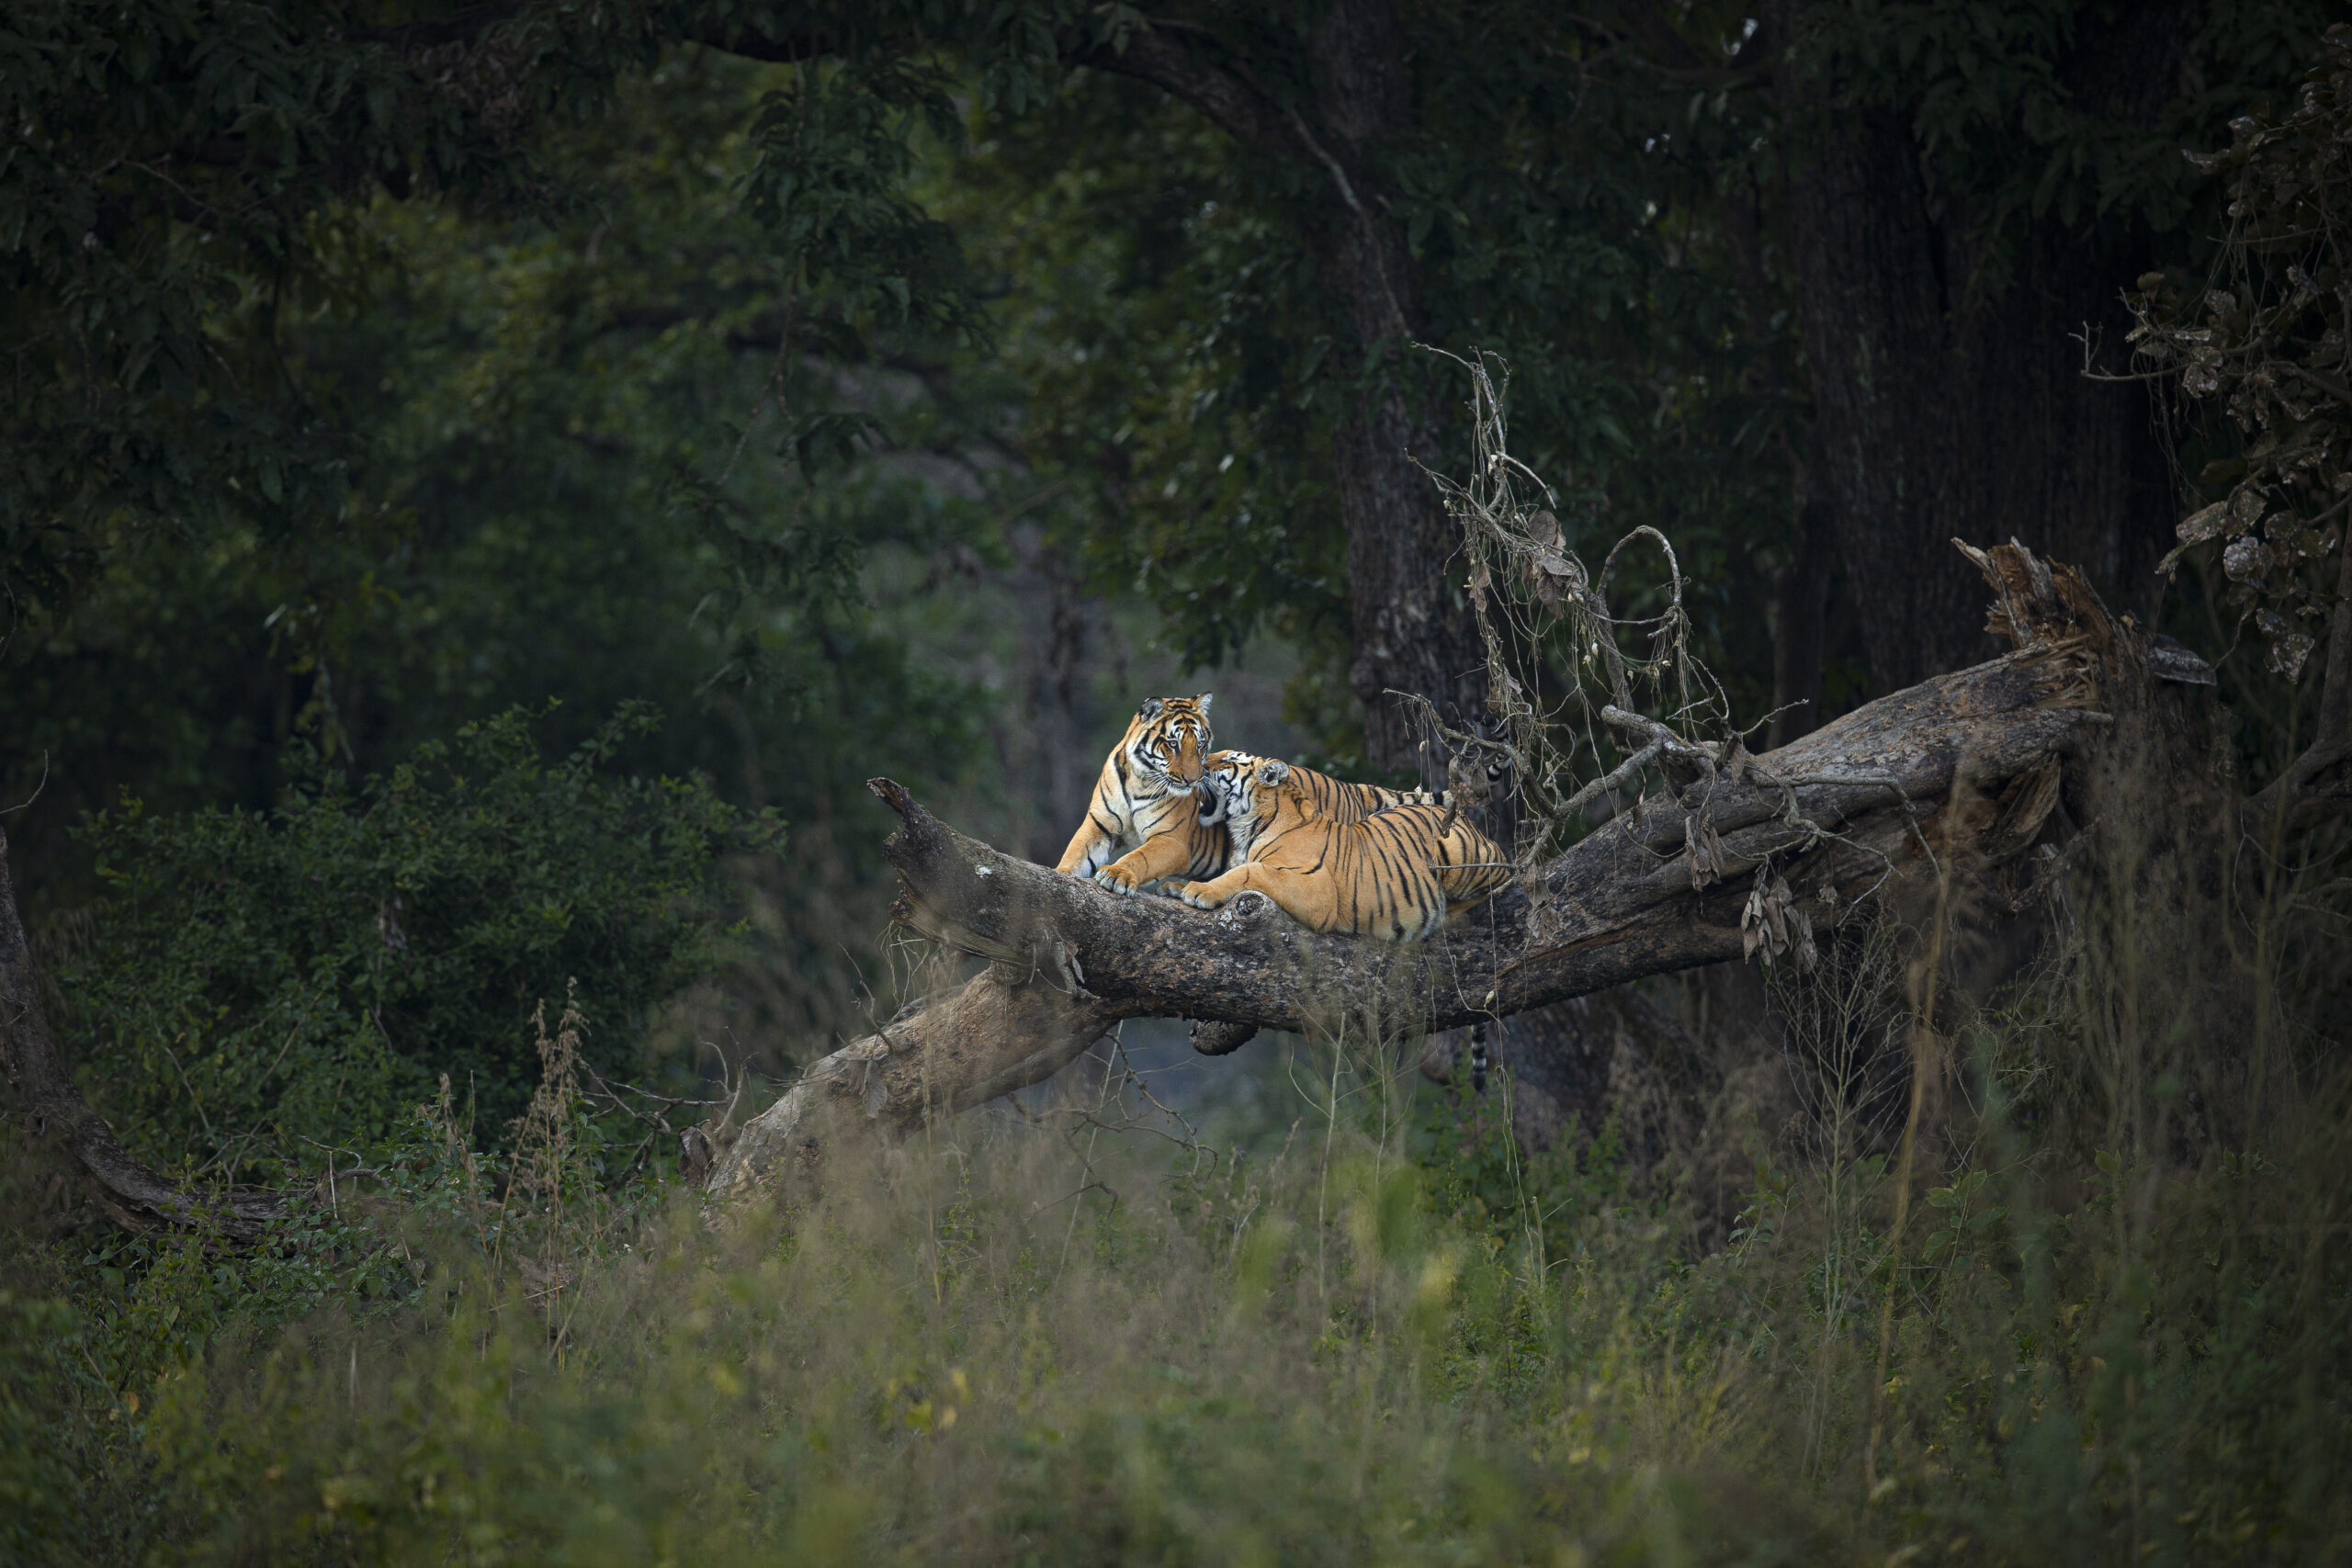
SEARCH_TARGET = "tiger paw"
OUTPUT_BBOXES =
[1091,866,1140,896]
[1174,882,1223,909]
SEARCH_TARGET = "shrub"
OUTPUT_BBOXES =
[55,704,781,1177]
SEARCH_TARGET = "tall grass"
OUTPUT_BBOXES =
[6,831,2349,1564]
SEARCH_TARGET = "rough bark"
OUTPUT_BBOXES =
[2317,524,2352,751]
[1770,496,1836,749]
[1781,2,2192,692]
[1083,3,1487,776]
[707,963,1123,1201]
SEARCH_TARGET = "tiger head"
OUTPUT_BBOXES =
[1197,752,1292,852]
[1122,694,1214,788]
[1195,750,1254,827]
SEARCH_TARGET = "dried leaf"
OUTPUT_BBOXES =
[2223,536,2275,582]
[2267,628,2318,680]
[1740,867,1815,971]
[2176,501,2228,546]
[1685,812,1727,891]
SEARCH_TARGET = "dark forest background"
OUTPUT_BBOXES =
[5,0,2335,1081]
[6,7,2352,1562]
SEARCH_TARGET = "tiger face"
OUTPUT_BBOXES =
[1194,749,1254,824]
[1196,752,1289,856]
[1123,694,1213,787]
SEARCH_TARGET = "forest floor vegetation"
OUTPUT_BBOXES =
[6,890,2346,1566]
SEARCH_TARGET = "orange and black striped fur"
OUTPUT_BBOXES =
[1197,749,1419,828]
[1055,695,1227,895]
[1177,756,1513,942]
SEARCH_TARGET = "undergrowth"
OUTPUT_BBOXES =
[5,875,2349,1564]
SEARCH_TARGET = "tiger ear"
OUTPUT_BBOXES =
[1195,692,1214,716]
[1256,760,1291,788]
[1139,697,1165,722]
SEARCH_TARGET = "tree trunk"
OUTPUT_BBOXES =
[1784,3,2192,692]
[1088,3,1487,779]
[1302,2,1489,777]
[1770,496,1836,749]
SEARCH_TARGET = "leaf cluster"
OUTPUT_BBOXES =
[0,0,681,603]
[2128,24,2352,682]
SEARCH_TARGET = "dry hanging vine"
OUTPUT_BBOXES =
[1397,349,1933,969]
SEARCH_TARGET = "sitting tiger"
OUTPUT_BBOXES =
[1176,754,1513,942]
[1054,694,1228,895]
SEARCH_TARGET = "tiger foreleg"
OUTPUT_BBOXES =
[1173,863,1322,931]
[1054,808,1124,878]
[1093,830,1200,896]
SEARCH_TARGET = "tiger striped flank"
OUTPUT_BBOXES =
[1177,756,1512,942]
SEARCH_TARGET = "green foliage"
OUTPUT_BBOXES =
[6,1013,2344,1564]
[740,55,979,344]
[2,44,1001,1053]
[0,1292,85,1564]
[0,0,655,602]
[944,79,1356,705]
[57,705,777,1174]
[2129,25,2352,689]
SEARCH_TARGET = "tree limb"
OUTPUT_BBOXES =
[1077,28,1310,163]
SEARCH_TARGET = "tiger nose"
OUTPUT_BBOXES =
[1170,729,1204,784]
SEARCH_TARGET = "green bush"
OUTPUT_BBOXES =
[56,705,780,1177]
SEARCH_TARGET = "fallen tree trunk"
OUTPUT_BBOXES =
[709,542,2196,1199]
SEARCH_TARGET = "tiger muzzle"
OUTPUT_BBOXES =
[1169,729,1204,785]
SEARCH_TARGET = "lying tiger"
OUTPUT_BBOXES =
[1054,694,1227,895]
[1175,752,1513,942]
[1196,748,1421,829]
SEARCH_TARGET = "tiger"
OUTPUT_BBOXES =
[1054,694,1227,896]
[1175,755,1514,942]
